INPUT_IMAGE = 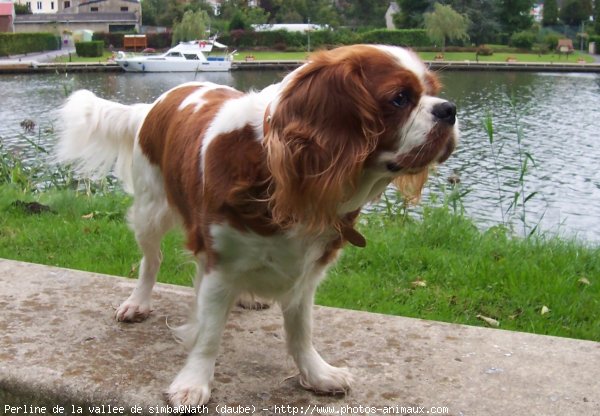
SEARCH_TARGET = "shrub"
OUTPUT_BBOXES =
[75,41,104,57]
[476,45,494,56]
[219,28,431,51]
[509,31,537,49]
[93,32,124,48]
[543,33,561,50]
[0,33,61,56]
[359,29,432,47]
[146,32,172,49]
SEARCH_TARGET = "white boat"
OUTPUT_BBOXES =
[115,40,234,73]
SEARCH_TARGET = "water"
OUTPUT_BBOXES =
[1,70,600,242]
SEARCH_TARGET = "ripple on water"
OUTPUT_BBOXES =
[1,70,600,241]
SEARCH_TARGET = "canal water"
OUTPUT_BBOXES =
[1,70,600,242]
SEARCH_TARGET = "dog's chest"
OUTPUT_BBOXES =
[210,224,333,293]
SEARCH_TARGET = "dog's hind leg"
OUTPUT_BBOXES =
[116,151,177,322]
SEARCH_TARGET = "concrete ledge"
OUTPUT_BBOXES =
[1,259,598,416]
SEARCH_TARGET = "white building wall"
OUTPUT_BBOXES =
[15,0,58,14]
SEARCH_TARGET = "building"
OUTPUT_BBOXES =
[14,0,58,13]
[0,1,15,32]
[14,0,140,33]
[64,0,140,14]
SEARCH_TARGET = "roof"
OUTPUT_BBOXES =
[557,39,574,51]
[0,2,15,16]
[15,12,138,24]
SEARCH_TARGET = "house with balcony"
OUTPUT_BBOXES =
[14,0,140,33]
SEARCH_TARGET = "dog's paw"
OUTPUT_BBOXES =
[166,380,211,406]
[236,293,271,310]
[299,364,353,395]
[115,300,152,322]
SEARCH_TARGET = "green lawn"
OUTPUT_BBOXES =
[53,50,115,63]
[53,49,596,64]
[233,50,596,64]
[1,184,598,341]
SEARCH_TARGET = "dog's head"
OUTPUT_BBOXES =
[265,45,458,232]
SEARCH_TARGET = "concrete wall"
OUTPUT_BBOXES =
[76,0,140,15]
[14,21,110,33]
[15,0,59,14]
[0,15,14,32]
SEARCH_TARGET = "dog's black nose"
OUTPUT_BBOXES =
[432,101,457,125]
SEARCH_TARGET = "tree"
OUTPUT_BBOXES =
[560,0,593,26]
[595,0,600,33]
[14,3,32,14]
[424,3,469,51]
[395,0,431,28]
[496,0,534,34]
[228,7,270,31]
[542,0,559,26]
[338,0,390,28]
[444,0,501,45]
[172,10,210,44]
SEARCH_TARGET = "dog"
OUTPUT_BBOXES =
[56,44,458,406]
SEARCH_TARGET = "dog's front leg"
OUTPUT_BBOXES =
[167,271,236,406]
[281,284,353,395]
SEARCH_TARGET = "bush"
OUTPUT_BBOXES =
[359,29,431,47]
[509,31,537,49]
[92,32,171,50]
[219,28,431,51]
[146,32,172,49]
[93,32,125,48]
[543,33,561,51]
[476,45,494,56]
[0,33,61,56]
[75,41,104,57]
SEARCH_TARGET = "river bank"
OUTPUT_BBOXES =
[0,184,598,341]
[2,59,600,74]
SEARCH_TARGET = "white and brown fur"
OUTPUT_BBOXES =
[56,45,459,406]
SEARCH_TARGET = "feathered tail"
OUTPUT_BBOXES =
[55,89,151,193]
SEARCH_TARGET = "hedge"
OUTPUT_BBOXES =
[93,32,173,49]
[358,29,432,47]
[219,28,431,51]
[0,33,61,56]
[75,41,104,57]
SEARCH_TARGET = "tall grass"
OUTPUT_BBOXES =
[483,95,541,237]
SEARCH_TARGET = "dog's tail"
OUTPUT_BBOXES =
[55,89,152,193]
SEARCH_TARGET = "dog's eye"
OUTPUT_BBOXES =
[391,92,410,108]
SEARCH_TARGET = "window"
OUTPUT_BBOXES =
[91,6,98,11]
[36,1,42,10]
[64,1,70,8]
[51,1,54,9]
[120,6,128,11]
[26,1,31,10]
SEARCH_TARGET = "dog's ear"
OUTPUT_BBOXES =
[392,169,430,204]
[265,50,382,232]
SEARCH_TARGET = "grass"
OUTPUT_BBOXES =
[233,50,596,63]
[1,184,598,341]
[418,50,595,63]
[53,50,115,63]
[53,49,596,64]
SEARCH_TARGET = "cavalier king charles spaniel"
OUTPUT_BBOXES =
[56,45,458,406]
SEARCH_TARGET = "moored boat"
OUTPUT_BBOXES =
[115,40,234,72]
